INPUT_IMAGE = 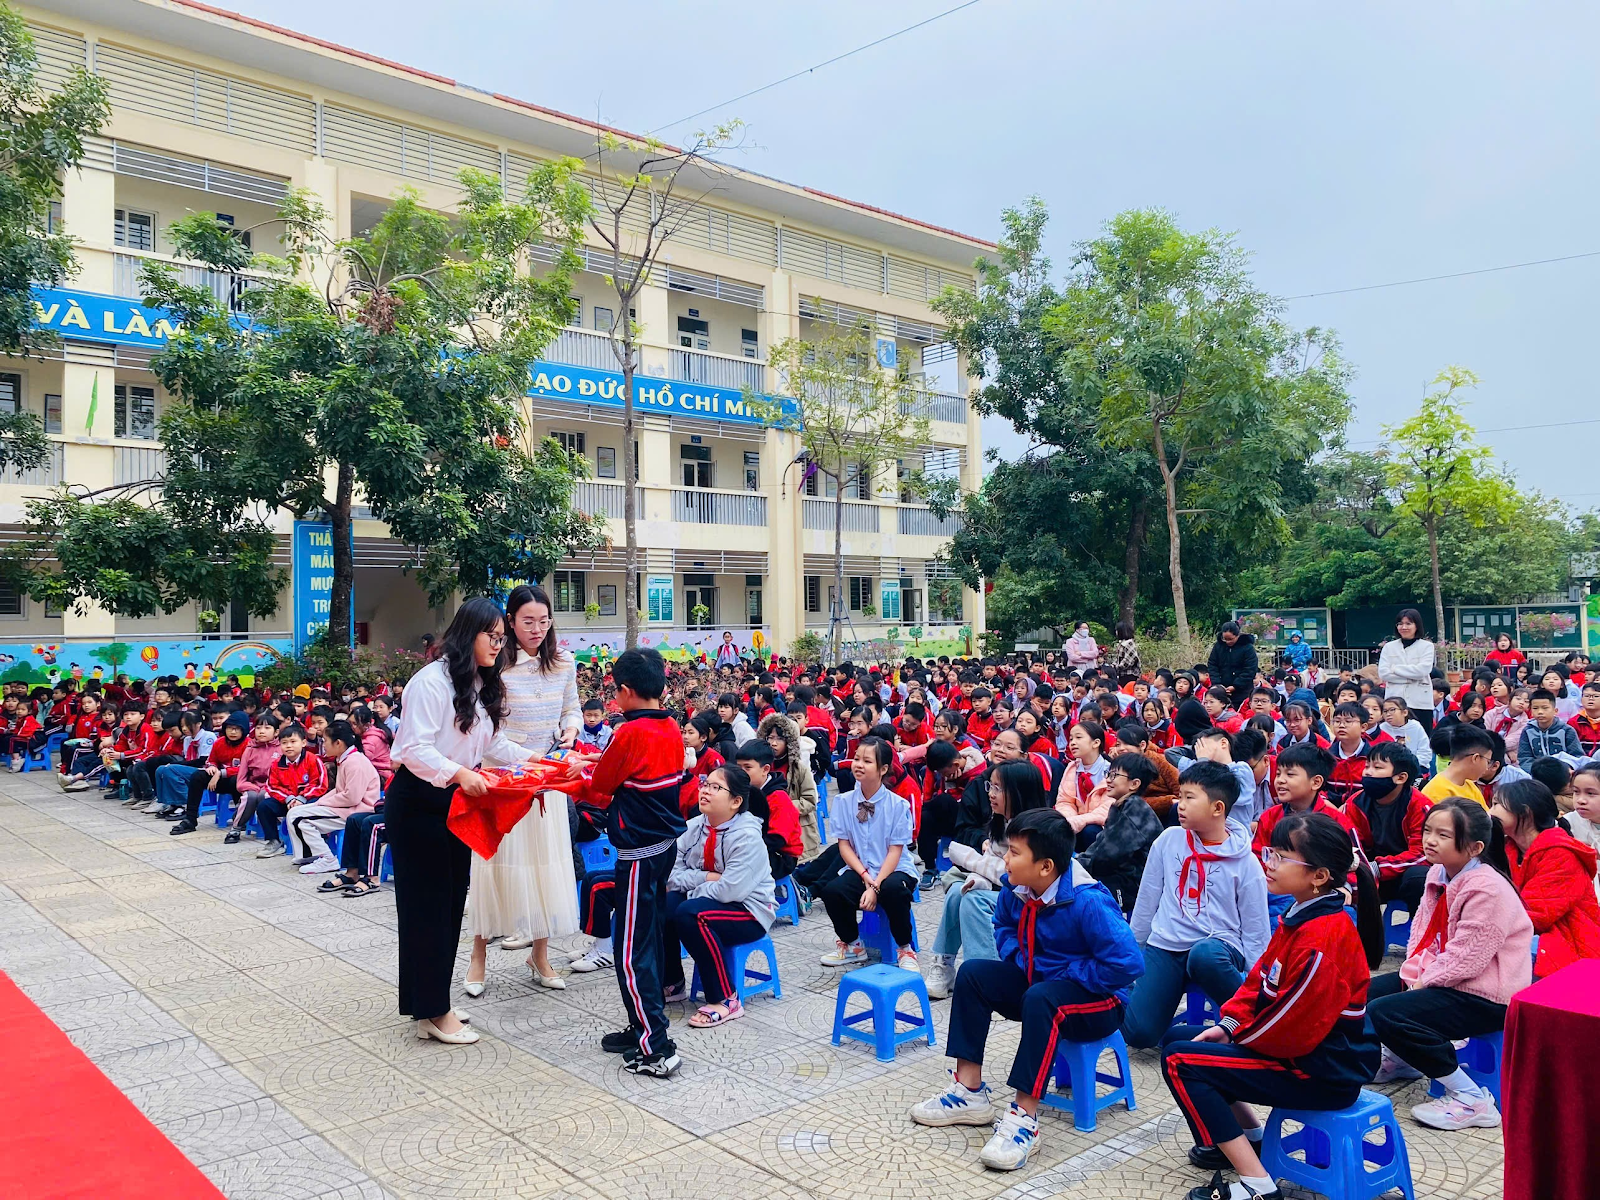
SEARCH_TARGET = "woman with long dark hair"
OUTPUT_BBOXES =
[462,585,581,997]
[1379,607,1437,734]
[389,598,534,1044]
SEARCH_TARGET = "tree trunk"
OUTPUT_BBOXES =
[831,478,845,665]
[327,459,355,663]
[1427,515,1446,643]
[1117,495,1150,630]
[621,355,640,651]
[1152,420,1189,649]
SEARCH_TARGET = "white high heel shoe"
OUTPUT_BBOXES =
[416,1017,479,1044]
[528,960,566,989]
[462,977,485,998]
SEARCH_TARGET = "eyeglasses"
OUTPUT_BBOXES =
[517,617,553,631]
[483,633,508,647]
[698,780,731,796]
[1263,849,1310,868]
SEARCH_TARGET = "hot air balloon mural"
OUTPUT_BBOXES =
[140,645,159,669]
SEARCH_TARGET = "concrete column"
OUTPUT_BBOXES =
[59,164,116,293]
[633,281,671,376]
[762,266,802,654]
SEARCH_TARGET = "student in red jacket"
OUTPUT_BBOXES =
[57,690,107,786]
[1344,742,1432,912]
[678,714,726,818]
[1492,780,1600,980]
[1,694,43,769]
[1325,703,1374,809]
[1162,812,1382,1199]
[734,740,803,882]
[255,723,329,854]
[966,686,999,749]
[1253,742,1354,857]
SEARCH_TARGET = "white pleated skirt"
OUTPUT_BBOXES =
[466,792,579,940]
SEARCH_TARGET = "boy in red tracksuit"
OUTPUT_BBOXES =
[256,723,328,853]
[1343,742,1432,910]
[1571,682,1600,756]
[791,685,837,756]
[1253,742,1354,859]
[1162,810,1380,1196]
[57,692,106,783]
[1325,703,1374,809]
[567,648,687,1079]
[2,695,43,768]
[122,712,184,807]
[966,686,998,749]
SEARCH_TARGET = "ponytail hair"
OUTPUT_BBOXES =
[1426,797,1513,883]
[1271,811,1383,968]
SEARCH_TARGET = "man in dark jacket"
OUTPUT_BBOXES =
[1206,623,1259,709]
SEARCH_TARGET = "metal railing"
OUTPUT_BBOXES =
[897,505,964,537]
[112,252,264,313]
[669,348,765,392]
[570,481,638,519]
[0,442,64,486]
[902,391,968,425]
[547,327,624,370]
[802,498,880,532]
[113,445,168,486]
[672,488,767,526]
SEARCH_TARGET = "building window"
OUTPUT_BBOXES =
[680,443,713,488]
[0,580,23,618]
[741,328,759,359]
[47,201,62,235]
[848,577,874,611]
[804,576,821,614]
[745,574,763,625]
[593,306,614,332]
[597,584,617,617]
[0,373,20,416]
[551,570,585,612]
[44,393,62,435]
[553,430,585,455]
[880,579,903,621]
[113,384,157,440]
[596,446,617,478]
[804,468,818,497]
[44,596,64,619]
[567,298,584,327]
[743,451,760,492]
[113,208,155,252]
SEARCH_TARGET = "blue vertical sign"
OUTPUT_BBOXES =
[292,521,351,650]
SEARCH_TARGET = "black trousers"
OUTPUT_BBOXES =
[385,767,471,1021]
[819,868,915,946]
[916,793,959,874]
[128,754,181,802]
[184,774,240,824]
[1366,971,1507,1079]
[1161,1025,1363,1147]
[947,958,1123,1097]
[794,843,843,890]
[662,892,766,1003]
[581,870,616,937]
[612,845,675,1056]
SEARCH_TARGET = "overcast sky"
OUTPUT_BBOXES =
[229,0,1600,511]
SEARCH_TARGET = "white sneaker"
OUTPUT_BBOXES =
[570,944,614,973]
[1411,1091,1500,1130]
[924,956,955,1000]
[910,1072,994,1127]
[1372,1049,1423,1084]
[819,939,869,967]
[299,855,340,874]
[979,1103,1040,1171]
[63,779,95,792]
[255,840,283,859]
[896,947,919,972]
[10,755,22,771]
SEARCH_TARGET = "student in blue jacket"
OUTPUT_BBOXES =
[909,808,1144,1172]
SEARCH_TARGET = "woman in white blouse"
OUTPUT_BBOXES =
[389,598,535,1045]
[464,584,581,994]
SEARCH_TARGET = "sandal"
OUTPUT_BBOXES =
[343,878,382,897]
[317,876,357,893]
[223,829,242,845]
[688,999,744,1028]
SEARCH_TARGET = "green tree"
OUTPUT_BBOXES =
[0,6,107,470]
[758,322,930,663]
[88,641,133,676]
[1383,367,1514,637]
[586,122,742,649]
[1044,209,1349,648]
[9,168,604,655]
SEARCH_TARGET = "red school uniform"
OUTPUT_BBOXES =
[967,710,999,749]
[1252,794,1354,858]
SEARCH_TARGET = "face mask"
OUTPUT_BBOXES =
[1359,774,1399,803]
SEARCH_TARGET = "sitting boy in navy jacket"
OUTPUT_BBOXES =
[910,808,1144,1172]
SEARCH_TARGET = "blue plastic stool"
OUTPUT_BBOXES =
[832,963,935,1062]
[19,742,52,772]
[935,836,952,874]
[1171,986,1219,1031]
[690,933,781,1005]
[1426,1032,1502,1105]
[1261,1088,1417,1200]
[198,789,219,819]
[859,906,919,963]
[580,834,617,875]
[1383,900,1412,954]
[324,828,342,861]
[378,843,394,883]
[773,877,802,925]
[1039,1029,1138,1132]
[815,779,829,830]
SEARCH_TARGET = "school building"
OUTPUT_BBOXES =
[1,0,988,678]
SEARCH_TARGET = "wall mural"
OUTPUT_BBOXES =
[556,628,772,665]
[0,638,292,688]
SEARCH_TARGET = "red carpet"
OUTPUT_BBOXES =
[0,971,226,1199]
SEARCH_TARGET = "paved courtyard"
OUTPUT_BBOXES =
[0,769,1506,1200]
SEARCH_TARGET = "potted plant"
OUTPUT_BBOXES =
[861,601,877,619]
[584,601,600,624]
[196,609,221,635]
[1237,611,1286,643]
[1518,610,1577,649]
[689,603,711,628]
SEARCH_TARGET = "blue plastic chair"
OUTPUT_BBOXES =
[19,742,52,772]
[935,836,952,874]
[1183,987,1220,1026]
[580,834,617,875]
[773,877,802,925]
[378,843,394,883]
[815,777,829,830]
[690,933,781,1005]
[1260,1088,1417,1200]
[1039,1029,1138,1132]
[1383,900,1413,954]
[859,906,918,963]
[1426,1032,1502,1105]
[832,963,935,1062]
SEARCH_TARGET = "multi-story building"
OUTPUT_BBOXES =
[3,0,988,681]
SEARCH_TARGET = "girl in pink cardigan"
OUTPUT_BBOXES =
[1055,720,1111,845]
[1367,797,1532,1133]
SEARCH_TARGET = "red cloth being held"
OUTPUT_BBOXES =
[446,762,587,859]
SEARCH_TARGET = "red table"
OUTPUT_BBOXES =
[1503,957,1600,1200]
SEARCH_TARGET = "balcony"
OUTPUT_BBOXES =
[570,481,640,519]
[672,487,767,526]
[802,498,880,532]
[669,348,766,393]
[113,445,168,486]
[0,442,64,487]
[111,251,265,314]
[547,326,627,371]
[898,505,963,537]
[902,390,968,425]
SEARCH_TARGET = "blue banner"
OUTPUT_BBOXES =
[292,520,350,651]
[32,286,797,428]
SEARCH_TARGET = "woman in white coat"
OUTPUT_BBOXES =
[1378,607,1438,734]
[463,584,581,995]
